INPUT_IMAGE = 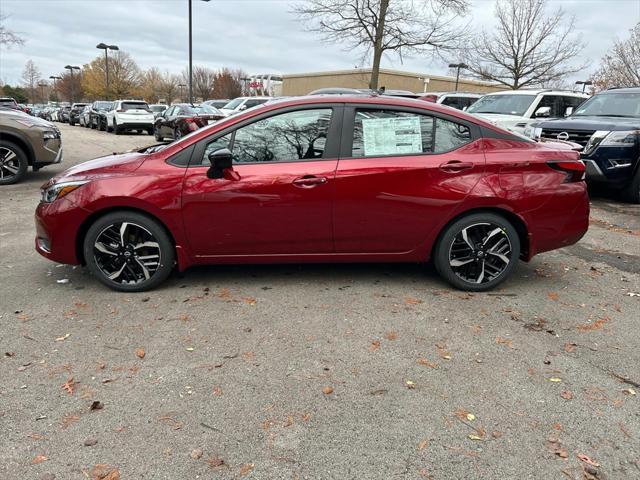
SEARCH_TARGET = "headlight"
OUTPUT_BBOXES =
[584,130,610,152]
[43,130,58,140]
[524,126,542,140]
[599,130,639,148]
[41,180,88,203]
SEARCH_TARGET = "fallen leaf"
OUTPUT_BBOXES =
[239,463,254,476]
[417,358,438,369]
[495,337,513,348]
[466,413,476,421]
[135,348,145,359]
[90,401,104,411]
[546,438,568,459]
[242,297,256,305]
[622,388,636,396]
[190,448,203,460]
[368,340,380,352]
[436,343,451,359]
[560,391,574,400]
[576,315,610,332]
[548,291,559,301]
[212,386,222,396]
[61,414,80,430]
[322,386,334,395]
[577,454,600,467]
[185,347,195,352]
[90,464,120,480]
[55,333,70,342]
[62,377,75,395]
[406,380,416,389]
[418,439,429,450]
[468,434,483,441]
[31,454,48,464]
[453,408,471,421]
[549,377,562,383]
[564,343,577,353]
[404,296,422,305]
[384,330,398,340]
[205,456,225,469]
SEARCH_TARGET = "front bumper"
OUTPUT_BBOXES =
[35,197,89,265]
[582,159,607,181]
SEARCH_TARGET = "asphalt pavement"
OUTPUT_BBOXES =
[1,122,639,479]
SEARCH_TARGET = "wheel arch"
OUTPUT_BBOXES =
[75,206,182,268]
[0,131,35,165]
[429,207,529,262]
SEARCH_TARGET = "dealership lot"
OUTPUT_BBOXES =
[1,123,639,479]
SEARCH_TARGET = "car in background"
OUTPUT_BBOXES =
[466,90,588,134]
[203,99,230,109]
[0,108,62,184]
[418,92,482,111]
[59,106,72,123]
[88,101,113,130]
[68,103,89,126]
[219,96,271,116]
[526,87,640,203]
[105,100,155,135]
[35,94,588,292]
[79,105,92,127]
[153,103,225,141]
[0,97,21,111]
[149,104,168,118]
[309,87,420,99]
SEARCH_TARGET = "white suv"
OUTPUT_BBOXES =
[105,100,155,135]
[466,89,589,134]
[219,97,271,117]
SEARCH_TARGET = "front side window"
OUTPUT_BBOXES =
[244,99,268,109]
[231,109,332,163]
[351,109,471,157]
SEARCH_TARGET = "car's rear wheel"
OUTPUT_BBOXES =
[622,164,640,204]
[113,120,121,135]
[147,128,154,136]
[83,211,175,292]
[0,141,28,185]
[154,127,163,142]
[434,213,520,291]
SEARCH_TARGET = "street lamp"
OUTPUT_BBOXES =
[64,65,81,104]
[188,0,211,104]
[448,63,468,92]
[96,43,119,100]
[37,81,48,104]
[178,83,187,102]
[575,80,593,93]
[49,75,62,102]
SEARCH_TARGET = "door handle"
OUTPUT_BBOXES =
[292,175,328,188]
[439,161,474,173]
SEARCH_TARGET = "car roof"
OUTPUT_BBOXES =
[484,89,588,97]
[602,87,640,94]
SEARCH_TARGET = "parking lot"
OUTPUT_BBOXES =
[0,123,639,479]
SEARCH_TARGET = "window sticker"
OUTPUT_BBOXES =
[362,116,423,156]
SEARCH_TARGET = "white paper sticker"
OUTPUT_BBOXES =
[362,116,422,156]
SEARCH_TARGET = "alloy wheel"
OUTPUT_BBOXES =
[0,146,21,181]
[93,221,162,285]
[448,222,512,284]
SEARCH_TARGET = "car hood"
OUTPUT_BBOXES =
[47,151,147,185]
[533,115,640,131]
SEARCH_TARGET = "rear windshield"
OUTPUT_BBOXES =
[150,105,166,112]
[95,101,112,109]
[121,102,150,111]
[222,98,244,110]
[0,99,18,106]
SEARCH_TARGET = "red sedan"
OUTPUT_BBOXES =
[35,95,589,292]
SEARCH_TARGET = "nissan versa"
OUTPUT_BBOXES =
[35,95,589,292]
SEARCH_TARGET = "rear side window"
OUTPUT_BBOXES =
[244,99,267,108]
[351,109,471,157]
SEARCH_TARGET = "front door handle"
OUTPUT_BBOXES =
[292,175,328,188]
[439,161,474,173]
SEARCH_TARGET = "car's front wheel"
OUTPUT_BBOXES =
[622,163,640,204]
[0,140,28,185]
[434,213,520,291]
[83,211,175,292]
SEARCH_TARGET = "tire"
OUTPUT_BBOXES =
[147,128,154,136]
[98,119,105,131]
[69,119,75,126]
[433,212,520,292]
[154,127,163,142]
[0,141,29,185]
[621,165,640,204]
[174,128,182,141]
[113,120,121,135]
[83,211,175,292]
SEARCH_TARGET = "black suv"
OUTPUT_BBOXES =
[88,101,113,130]
[68,103,89,126]
[528,87,640,203]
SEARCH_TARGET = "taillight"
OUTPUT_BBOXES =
[547,160,586,183]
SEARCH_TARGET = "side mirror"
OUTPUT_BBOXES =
[238,104,247,111]
[207,148,233,179]
[534,106,551,118]
[564,106,574,117]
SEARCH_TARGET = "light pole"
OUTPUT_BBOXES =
[49,75,62,102]
[575,80,593,93]
[64,65,81,104]
[96,43,119,100]
[178,84,186,102]
[188,0,211,105]
[38,81,48,104]
[448,63,468,92]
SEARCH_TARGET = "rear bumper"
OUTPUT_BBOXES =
[117,122,153,130]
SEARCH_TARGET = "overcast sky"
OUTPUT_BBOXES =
[1,0,639,86]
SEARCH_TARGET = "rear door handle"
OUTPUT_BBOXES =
[439,161,474,173]
[292,175,328,188]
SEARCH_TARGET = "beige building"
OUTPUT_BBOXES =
[282,68,504,96]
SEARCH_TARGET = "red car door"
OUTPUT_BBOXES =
[333,106,486,254]
[181,106,340,257]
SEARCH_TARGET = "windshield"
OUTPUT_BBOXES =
[222,98,244,110]
[150,105,166,112]
[572,93,640,117]
[467,94,537,116]
[193,105,219,115]
[95,101,112,110]
[121,102,150,111]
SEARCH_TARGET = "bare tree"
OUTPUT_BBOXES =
[591,22,640,91]
[21,60,41,103]
[464,0,584,89]
[0,14,24,46]
[158,72,180,105]
[293,0,469,89]
[212,68,247,99]
[192,66,216,101]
